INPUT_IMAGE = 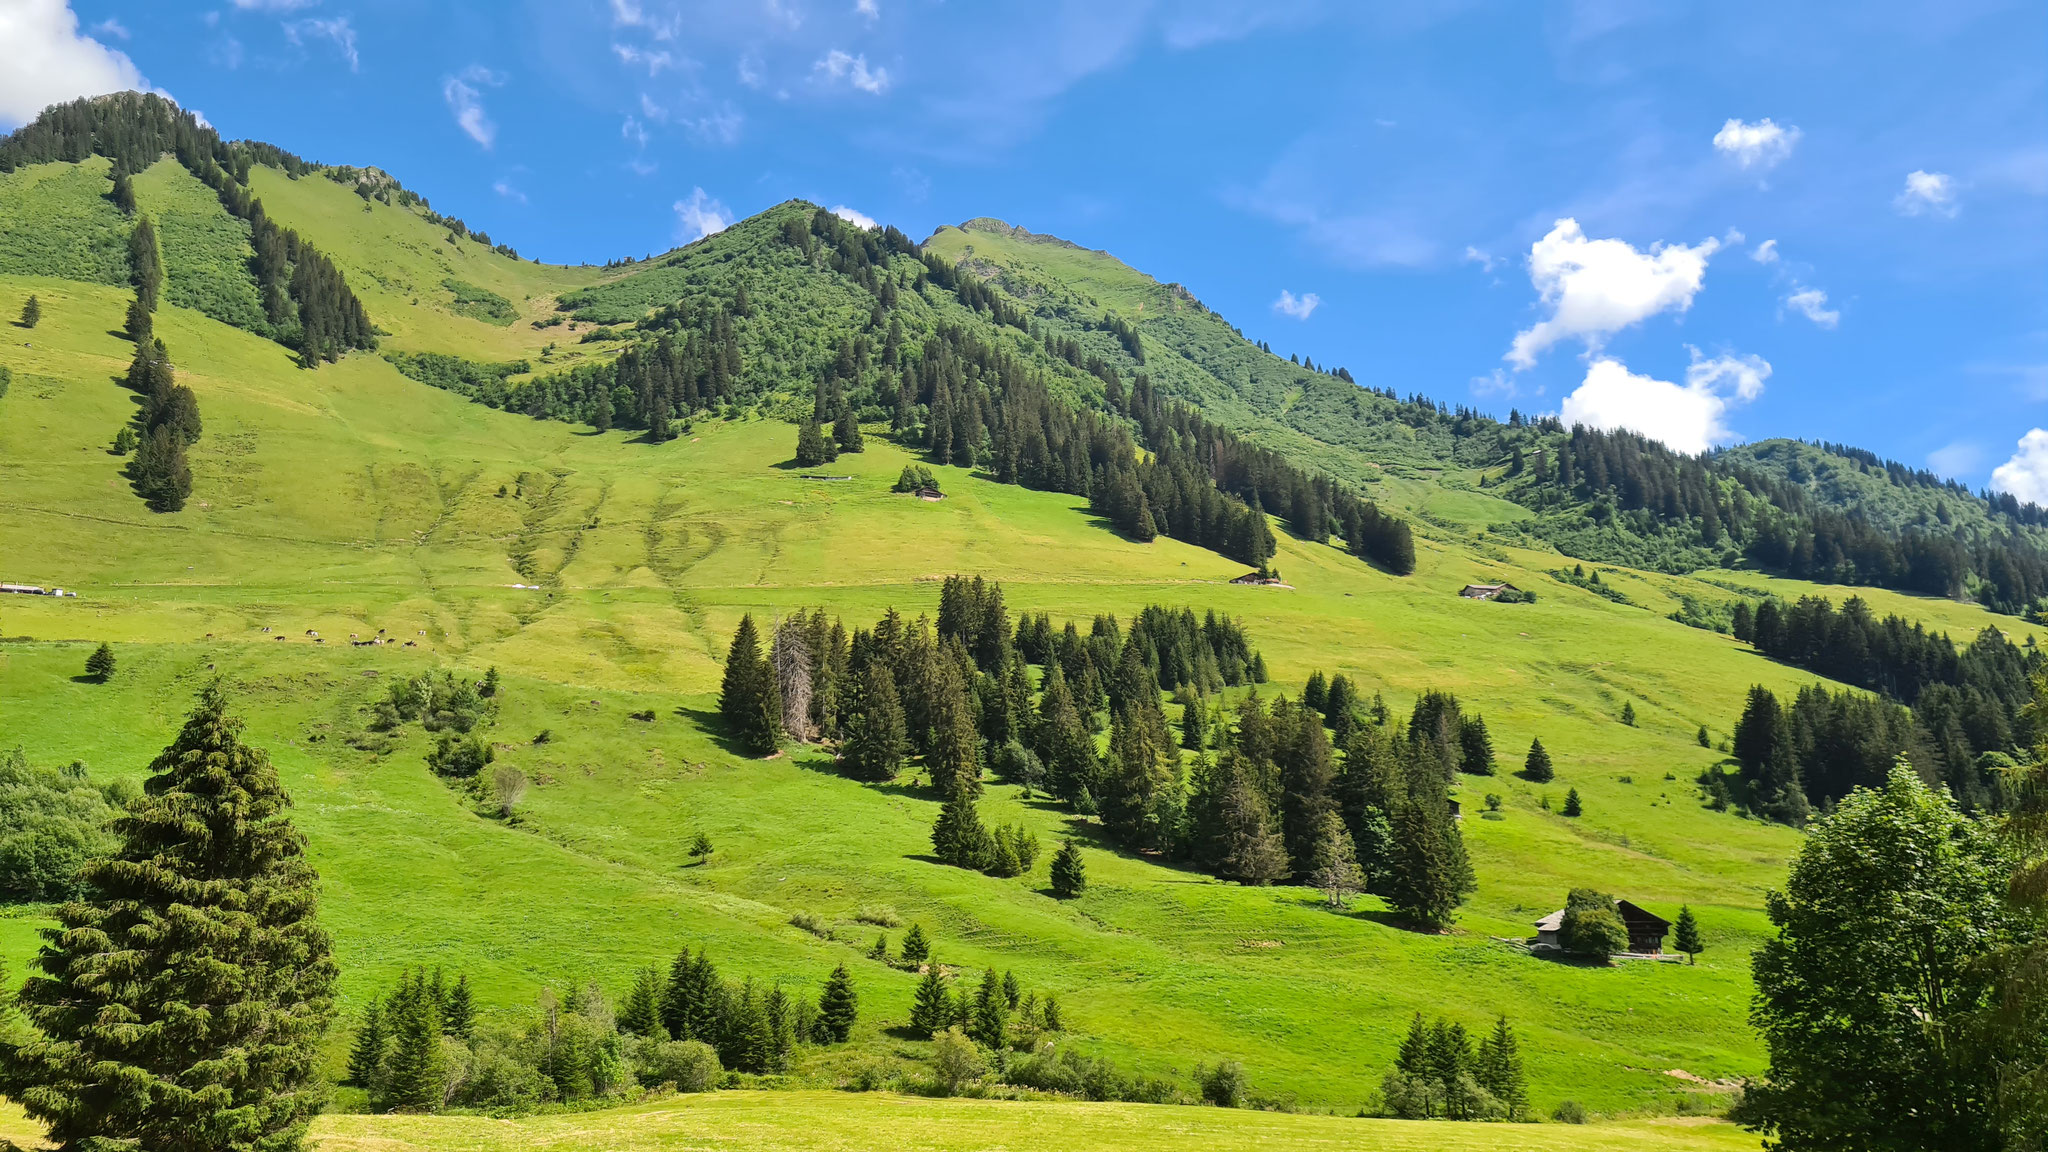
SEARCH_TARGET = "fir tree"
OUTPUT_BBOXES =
[620,966,662,1036]
[816,963,857,1043]
[1697,724,1712,748]
[795,419,832,467]
[1522,737,1554,782]
[382,976,445,1112]
[1563,787,1583,817]
[346,1002,386,1088]
[900,922,930,964]
[908,962,950,1037]
[1673,905,1703,964]
[1620,700,1637,726]
[1476,1015,1528,1120]
[6,682,337,1148]
[1179,690,1208,750]
[1458,715,1495,775]
[719,614,781,754]
[930,790,992,870]
[970,969,1008,1050]
[131,425,192,512]
[842,663,906,781]
[443,972,474,1041]
[689,830,714,861]
[1308,810,1366,908]
[1002,970,1020,1010]
[1049,838,1086,898]
[84,641,116,682]
[19,294,40,328]
[833,410,865,453]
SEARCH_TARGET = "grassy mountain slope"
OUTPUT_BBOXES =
[2,127,2043,1146]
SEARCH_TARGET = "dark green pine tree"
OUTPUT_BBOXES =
[1697,724,1712,748]
[816,963,857,1043]
[1563,787,1583,817]
[619,966,662,1036]
[111,169,137,214]
[132,425,192,513]
[1395,1013,1430,1077]
[930,790,992,870]
[899,922,930,964]
[833,410,865,454]
[346,1002,386,1088]
[794,419,832,467]
[1620,700,1637,727]
[1673,905,1704,964]
[130,216,162,311]
[1049,838,1086,898]
[442,973,474,1041]
[381,976,444,1112]
[1522,737,1554,783]
[971,969,1008,1050]
[719,614,782,754]
[1179,690,1208,750]
[1476,1015,1528,1119]
[20,294,41,328]
[1001,970,1020,1009]
[84,641,116,682]
[1384,785,1476,929]
[1458,715,1495,775]
[841,663,906,781]
[908,961,950,1038]
[5,682,337,1148]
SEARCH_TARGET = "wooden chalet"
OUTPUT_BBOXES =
[1533,898,1672,955]
[1459,581,1520,601]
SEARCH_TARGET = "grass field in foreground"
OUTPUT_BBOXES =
[0,265,2036,1122]
[2,1092,1759,1152]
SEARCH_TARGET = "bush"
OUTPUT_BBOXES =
[427,732,494,778]
[1562,905,1628,959]
[0,749,120,902]
[790,910,832,938]
[854,904,900,928]
[637,1040,721,1092]
[1200,1060,1247,1108]
[893,464,938,493]
[1553,1099,1588,1123]
[929,1027,984,1097]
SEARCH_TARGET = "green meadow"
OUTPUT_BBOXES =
[1,167,2037,1150]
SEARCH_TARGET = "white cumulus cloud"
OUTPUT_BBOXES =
[0,0,151,126]
[1558,351,1768,456]
[1273,290,1320,320]
[1991,429,2048,506]
[1783,286,1839,329]
[1713,117,1800,170]
[1505,218,1720,369]
[1896,169,1958,217]
[443,66,503,148]
[830,205,877,230]
[674,187,733,242]
[814,49,888,94]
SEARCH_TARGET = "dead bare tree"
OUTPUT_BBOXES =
[772,615,814,742]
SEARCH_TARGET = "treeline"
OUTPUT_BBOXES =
[1728,594,2041,812]
[0,92,375,365]
[716,577,1480,928]
[117,216,198,511]
[1508,424,2048,615]
[345,952,859,1113]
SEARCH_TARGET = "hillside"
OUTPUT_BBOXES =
[1,94,2044,1149]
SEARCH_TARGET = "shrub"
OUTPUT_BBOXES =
[854,904,901,927]
[490,764,527,817]
[0,749,120,902]
[427,732,494,778]
[1563,905,1628,958]
[1553,1099,1588,1123]
[637,1039,721,1093]
[893,464,939,493]
[1200,1060,1248,1108]
[790,910,832,938]
[929,1027,983,1097]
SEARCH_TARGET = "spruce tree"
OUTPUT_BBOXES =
[833,410,864,454]
[842,663,906,781]
[909,962,950,1037]
[1049,839,1086,898]
[1001,970,1020,1009]
[619,966,662,1036]
[1476,1015,1527,1119]
[899,922,930,964]
[443,973,474,1041]
[382,976,444,1112]
[7,683,337,1148]
[346,1002,386,1088]
[795,419,830,467]
[1563,787,1583,817]
[1673,905,1703,964]
[1180,690,1208,750]
[1620,700,1637,726]
[930,790,991,870]
[19,294,40,328]
[1458,715,1495,775]
[1522,737,1554,783]
[970,969,1007,1050]
[817,963,857,1043]
[719,614,781,754]
[84,641,116,682]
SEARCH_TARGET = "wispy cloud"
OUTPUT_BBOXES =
[1928,441,1983,478]
[674,187,734,242]
[1749,239,1778,264]
[1272,290,1321,320]
[1462,246,1502,275]
[286,17,359,71]
[230,0,319,9]
[1895,169,1959,218]
[855,0,879,22]
[443,66,505,148]
[814,49,889,94]
[92,17,128,39]
[493,180,527,204]
[1783,285,1839,329]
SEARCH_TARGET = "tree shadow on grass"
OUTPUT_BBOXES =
[670,705,761,760]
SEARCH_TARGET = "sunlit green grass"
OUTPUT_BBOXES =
[0,256,2032,1133]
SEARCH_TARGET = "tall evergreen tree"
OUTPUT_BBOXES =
[719,614,781,754]
[6,683,337,1149]
[619,966,662,1036]
[794,419,833,467]
[84,642,116,682]
[1049,839,1086,898]
[1673,905,1703,965]
[970,969,1008,1050]
[842,663,907,781]
[909,962,950,1038]
[19,294,40,328]
[1476,1015,1528,1120]
[931,791,992,870]
[1522,737,1554,783]
[382,976,444,1112]
[1458,715,1495,775]
[345,1003,386,1088]
[816,963,857,1043]
[899,923,930,964]
[442,973,474,1041]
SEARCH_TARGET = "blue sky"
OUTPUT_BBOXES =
[6,0,2045,500]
